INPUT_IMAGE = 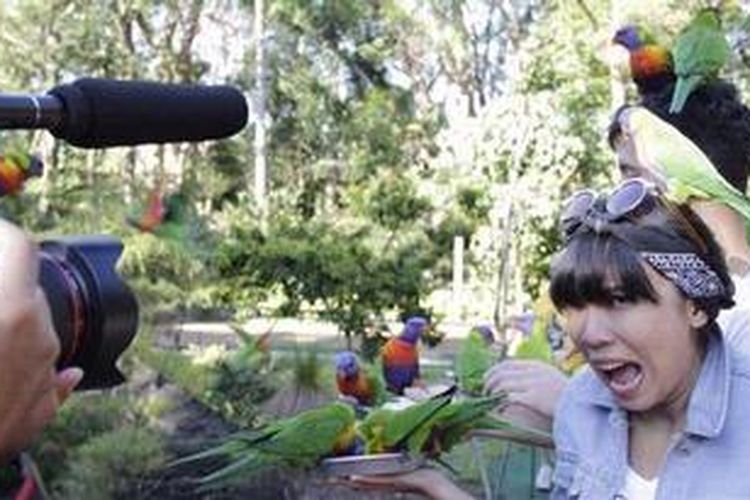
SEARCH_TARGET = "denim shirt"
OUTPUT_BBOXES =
[551,332,750,499]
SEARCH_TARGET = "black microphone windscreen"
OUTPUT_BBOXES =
[48,78,248,148]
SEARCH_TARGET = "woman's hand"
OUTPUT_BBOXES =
[484,359,568,433]
[339,468,474,500]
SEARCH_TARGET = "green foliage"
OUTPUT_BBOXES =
[364,171,432,231]
[207,328,278,426]
[32,393,129,484]
[53,428,165,500]
[138,346,216,406]
[215,212,440,350]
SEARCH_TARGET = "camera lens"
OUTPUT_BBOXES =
[38,236,139,390]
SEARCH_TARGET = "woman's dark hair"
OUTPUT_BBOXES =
[550,199,734,326]
[608,80,750,192]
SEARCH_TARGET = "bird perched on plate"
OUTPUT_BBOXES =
[173,402,359,486]
[381,316,428,395]
[359,387,507,458]
[334,350,385,407]
[616,105,750,222]
[669,9,729,114]
[613,24,675,96]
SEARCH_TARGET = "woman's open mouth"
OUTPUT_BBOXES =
[596,361,644,399]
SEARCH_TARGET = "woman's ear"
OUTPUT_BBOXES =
[688,302,709,329]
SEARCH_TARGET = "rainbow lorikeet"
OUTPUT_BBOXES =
[381,316,428,395]
[669,9,729,114]
[126,187,189,241]
[0,152,43,196]
[127,186,165,233]
[334,351,385,407]
[173,402,360,486]
[613,25,675,96]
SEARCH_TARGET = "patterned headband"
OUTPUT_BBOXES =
[641,252,727,299]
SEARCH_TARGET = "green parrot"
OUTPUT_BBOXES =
[173,402,358,486]
[512,294,554,363]
[669,9,729,114]
[616,106,750,222]
[403,394,508,457]
[455,328,496,395]
[359,388,507,458]
[359,389,455,454]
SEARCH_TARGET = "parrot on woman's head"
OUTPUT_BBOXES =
[172,402,359,487]
[334,350,384,407]
[613,24,674,96]
[381,316,428,395]
[669,9,729,114]
[615,105,750,222]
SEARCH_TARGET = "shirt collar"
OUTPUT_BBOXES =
[583,331,731,438]
[684,332,730,437]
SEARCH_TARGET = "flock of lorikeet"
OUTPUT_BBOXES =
[175,318,534,487]
[1,6,749,489]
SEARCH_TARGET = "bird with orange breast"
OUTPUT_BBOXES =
[334,350,384,407]
[381,316,428,395]
[613,25,674,97]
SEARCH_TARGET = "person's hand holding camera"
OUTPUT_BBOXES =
[0,219,82,463]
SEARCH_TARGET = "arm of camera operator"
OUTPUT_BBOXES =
[483,359,568,434]
[0,219,82,463]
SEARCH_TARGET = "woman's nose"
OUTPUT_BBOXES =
[576,308,615,349]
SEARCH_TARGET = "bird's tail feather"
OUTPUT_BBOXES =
[669,75,702,114]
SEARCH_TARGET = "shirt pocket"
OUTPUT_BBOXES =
[552,452,586,498]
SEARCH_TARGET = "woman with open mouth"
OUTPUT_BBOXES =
[550,177,750,499]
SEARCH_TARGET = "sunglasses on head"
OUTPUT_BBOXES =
[560,178,657,237]
[560,178,708,252]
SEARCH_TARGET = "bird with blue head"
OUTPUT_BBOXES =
[381,316,429,395]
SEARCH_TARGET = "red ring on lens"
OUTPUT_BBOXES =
[45,255,86,366]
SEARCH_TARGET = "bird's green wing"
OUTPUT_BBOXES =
[673,10,729,75]
[257,403,355,462]
[670,10,729,113]
[358,407,396,454]
[456,331,495,395]
[406,394,506,455]
[513,311,553,363]
[364,360,388,405]
[380,392,454,450]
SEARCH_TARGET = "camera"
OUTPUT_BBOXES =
[0,77,247,389]
[38,236,138,390]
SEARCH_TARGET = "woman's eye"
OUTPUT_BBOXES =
[611,293,629,306]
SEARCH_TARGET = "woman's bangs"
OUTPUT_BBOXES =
[550,234,658,310]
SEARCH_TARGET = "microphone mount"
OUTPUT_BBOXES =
[0,94,63,130]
